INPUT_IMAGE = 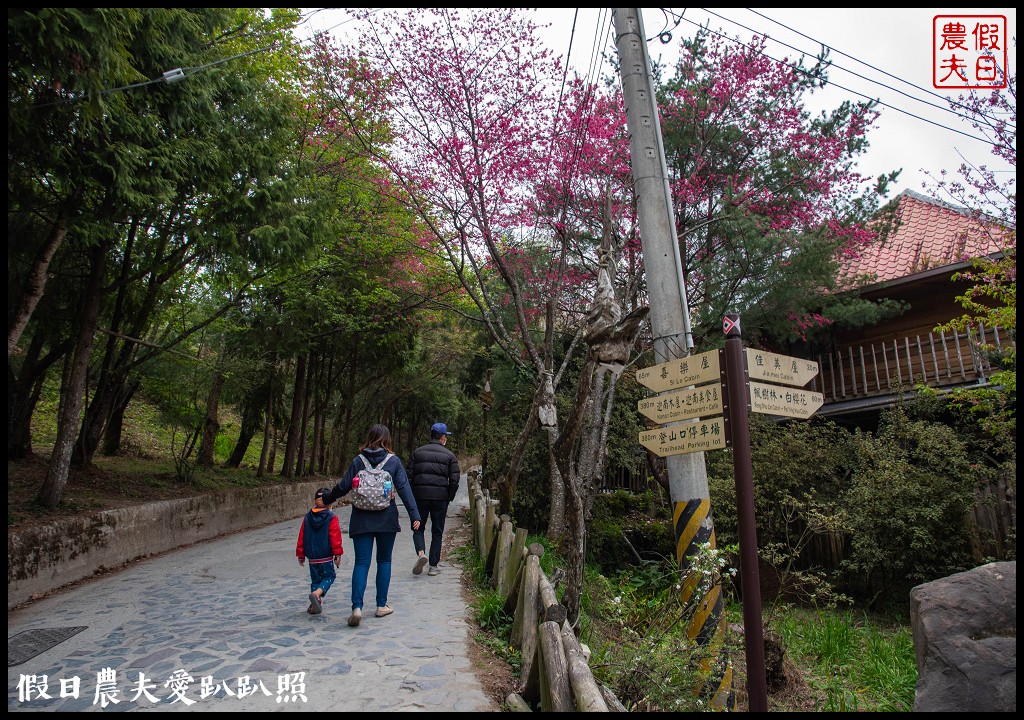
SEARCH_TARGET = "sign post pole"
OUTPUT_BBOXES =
[723,313,768,713]
[616,9,732,708]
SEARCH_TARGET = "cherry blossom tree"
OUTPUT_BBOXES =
[317,9,653,623]
[336,9,637,496]
[659,30,898,349]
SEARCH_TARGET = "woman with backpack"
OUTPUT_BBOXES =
[321,423,421,627]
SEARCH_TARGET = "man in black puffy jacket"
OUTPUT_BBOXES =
[407,422,461,576]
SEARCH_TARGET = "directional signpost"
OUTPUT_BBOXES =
[636,349,721,393]
[748,382,823,420]
[745,349,819,388]
[636,349,724,459]
[633,315,828,713]
[479,388,494,410]
[639,417,728,457]
[637,385,723,425]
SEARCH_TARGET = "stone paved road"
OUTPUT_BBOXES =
[7,474,499,712]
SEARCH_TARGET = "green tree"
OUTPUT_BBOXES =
[9,9,317,507]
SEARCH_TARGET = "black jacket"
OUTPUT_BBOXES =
[406,440,460,503]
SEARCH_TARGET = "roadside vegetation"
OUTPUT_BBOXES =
[456,529,918,712]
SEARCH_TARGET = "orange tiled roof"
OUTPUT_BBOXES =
[839,189,1008,287]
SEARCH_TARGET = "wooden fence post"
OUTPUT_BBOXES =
[468,475,478,517]
[561,621,610,711]
[538,569,567,624]
[538,620,574,712]
[504,543,543,619]
[492,516,513,591]
[507,527,528,592]
[484,498,499,551]
[512,555,540,651]
[473,487,487,554]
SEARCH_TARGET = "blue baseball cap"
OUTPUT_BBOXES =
[431,422,452,436]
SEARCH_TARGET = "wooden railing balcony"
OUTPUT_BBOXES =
[810,324,1014,410]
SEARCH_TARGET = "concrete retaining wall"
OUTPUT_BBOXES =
[8,481,322,610]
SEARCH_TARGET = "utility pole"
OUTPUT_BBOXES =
[613,8,734,710]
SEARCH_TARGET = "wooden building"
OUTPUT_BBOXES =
[806,189,1013,422]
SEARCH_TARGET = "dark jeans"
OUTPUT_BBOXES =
[308,561,336,597]
[350,532,396,610]
[412,497,449,567]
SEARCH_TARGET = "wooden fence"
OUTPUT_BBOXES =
[812,323,1013,403]
[467,470,627,712]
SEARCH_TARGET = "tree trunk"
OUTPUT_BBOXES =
[305,352,326,476]
[645,448,669,494]
[561,468,587,629]
[334,347,358,474]
[496,384,543,514]
[309,395,326,475]
[581,368,618,520]
[295,353,314,476]
[100,379,139,456]
[227,380,267,468]
[8,208,71,358]
[72,379,117,466]
[266,426,280,476]
[545,429,566,540]
[8,373,41,460]
[72,216,141,467]
[256,357,277,476]
[38,239,108,508]
[196,370,225,467]
[550,220,649,629]
[280,354,306,478]
[8,329,67,459]
[227,411,258,468]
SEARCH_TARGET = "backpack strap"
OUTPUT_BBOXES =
[357,454,372,470]
[374,453,393,471]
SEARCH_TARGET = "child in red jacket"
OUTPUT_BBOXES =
[296,488,344,614]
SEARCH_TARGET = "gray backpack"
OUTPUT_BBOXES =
[351,453,395,511]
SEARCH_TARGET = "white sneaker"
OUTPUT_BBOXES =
[427,566,440,576]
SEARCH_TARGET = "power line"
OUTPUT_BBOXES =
[21,44,276,110]
[746,8,1016,132]
[660,8,1006,148]
[729,8,1015,133]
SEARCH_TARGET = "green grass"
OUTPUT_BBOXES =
[774,607,917,712]
[29,368,270,471]
[12,378,299,526]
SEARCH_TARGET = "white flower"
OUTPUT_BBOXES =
[613,596,621,604]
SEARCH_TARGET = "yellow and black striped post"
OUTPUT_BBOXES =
[674,497,734,711]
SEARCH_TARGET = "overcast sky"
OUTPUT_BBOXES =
[297,7,1016,205]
